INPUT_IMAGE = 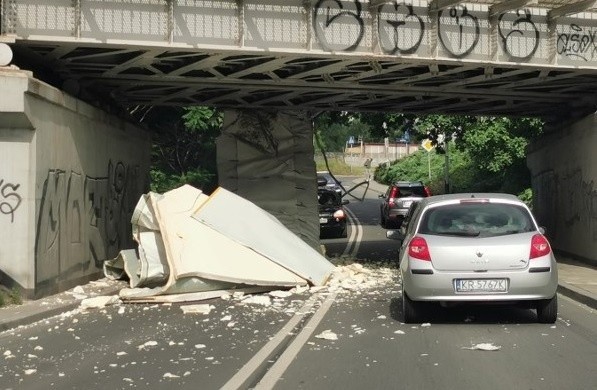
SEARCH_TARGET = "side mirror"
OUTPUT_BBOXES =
[386,230,404,241]
[342,199,349,205]
[378,194,385,198]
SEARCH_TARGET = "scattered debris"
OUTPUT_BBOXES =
[80,296,121,309]
[315,330,338,340]
[180,304,214,315]
[241,296,272,306]
[462,343,502,351]
[137,341,158,350]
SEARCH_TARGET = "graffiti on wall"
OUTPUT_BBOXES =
[0,178,22,223]
[310,1,590,63]
[313,0,365,52]
[378,3,424,55]
[534,168,597,244]
[35,161,142,282]
[557,24,597,62]
[438,5,480,58]
[498,9,539,61]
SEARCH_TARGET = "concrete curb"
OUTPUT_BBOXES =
[557,282,597,310]
[0,285,124,332]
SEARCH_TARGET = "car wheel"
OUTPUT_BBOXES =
[536,295,557,323]
[402,291,421,324]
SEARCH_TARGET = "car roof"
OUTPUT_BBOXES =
[418,193,522,208]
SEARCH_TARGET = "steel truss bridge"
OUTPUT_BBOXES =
[2,0,597,122]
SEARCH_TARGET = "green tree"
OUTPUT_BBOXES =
[375,115,544,196]
[148,106,222,193]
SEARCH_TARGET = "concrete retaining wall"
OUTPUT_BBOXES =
[527,113,597,267]
[0,68,150,298]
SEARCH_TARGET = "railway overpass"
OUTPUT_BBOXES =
[1,0,597,297]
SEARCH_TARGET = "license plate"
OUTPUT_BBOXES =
[402,201,412,208]
[319,218,328,223]
[455,279,507,293]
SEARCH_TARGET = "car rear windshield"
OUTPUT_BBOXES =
[397,185,427,197]
[418,202,535,237]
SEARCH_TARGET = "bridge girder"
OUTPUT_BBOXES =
[2,0,597,122]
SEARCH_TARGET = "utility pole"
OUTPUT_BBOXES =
[444,138,450,193]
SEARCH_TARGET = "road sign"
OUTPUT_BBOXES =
[421,139,434,152]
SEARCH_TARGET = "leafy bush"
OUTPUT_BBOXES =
[375,142,532,196]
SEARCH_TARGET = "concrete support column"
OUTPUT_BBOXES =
[217,109,319,249]
[0,68,151,298]
[527,113,597,267]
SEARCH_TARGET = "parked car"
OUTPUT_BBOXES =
[387,193,558,324]
[317,171,343,194]
[318,188,349,238]
[379,181,431,228]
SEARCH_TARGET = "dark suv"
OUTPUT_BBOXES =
[318,188,349,238]
[379,181,431,228]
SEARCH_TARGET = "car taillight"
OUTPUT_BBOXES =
[333,209,345,220]
[388,197,395,208]
[530,234,551,259]
[424,186,432,197]
[408,236,431,261]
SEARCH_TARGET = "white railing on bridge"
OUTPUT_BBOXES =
[2,0,597,68]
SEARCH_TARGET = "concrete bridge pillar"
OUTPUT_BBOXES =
[527,113,597,267]
[0,68,150,298]
[217,110,320,249]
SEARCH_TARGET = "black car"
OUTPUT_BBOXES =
[317,171,343,194]
[318,188,349,238]
[379,181,431,228]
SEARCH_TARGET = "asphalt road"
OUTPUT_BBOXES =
[1,179,596,389]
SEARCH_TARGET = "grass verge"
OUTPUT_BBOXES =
[0,286,22,307]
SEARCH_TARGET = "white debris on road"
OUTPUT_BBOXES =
[137,341,158,350]
[325,262,395,295]
[80,295,121,309]
[462,343,502,351]
[241,295,272,306]
[180,304,214,315]
[315,329,338,340]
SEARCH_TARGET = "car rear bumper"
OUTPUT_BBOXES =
[401,268,558,302]
[388,209,408,219]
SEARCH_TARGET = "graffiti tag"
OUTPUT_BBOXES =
[377,2,424,55]
[35,162,141,282]
[438,6,480,58]
[313,0,365,52]
[0,178,22,223]
[498,9,539,61]
[557,24,597,62]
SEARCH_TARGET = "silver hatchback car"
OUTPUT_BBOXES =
[387,193,558,323]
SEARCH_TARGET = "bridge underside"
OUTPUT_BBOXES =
[11,42,597,123]
[3,0,597,123]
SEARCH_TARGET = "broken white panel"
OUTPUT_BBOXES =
[130,193,169,287]
[103,250,128,280]
[153,185,308,288]
[191,187,335,286]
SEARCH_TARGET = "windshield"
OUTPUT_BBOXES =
[418,202,536,237]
